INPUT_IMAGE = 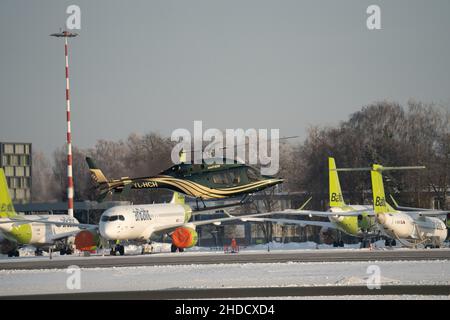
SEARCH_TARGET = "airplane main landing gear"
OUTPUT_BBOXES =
[171,244,184,253]
[110,244,125,256]
[360,239,371,248]
[333,240,344,247]
[7,250,19,257]
[59,247,73,255]
[425,237,441,249]
[385,239,397,247]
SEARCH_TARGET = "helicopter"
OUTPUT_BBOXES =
[86,155,283,208]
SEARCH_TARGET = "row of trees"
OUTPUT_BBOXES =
[32,100,449,209]
[284,100,449,210]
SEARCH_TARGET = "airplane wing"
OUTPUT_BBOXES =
[404,210,449,217]
[49,229,94,242]
[0,229,18,243]
[389,195,449,214]
[239,217,335,229]
[151,212,275,235]
[266,209,375,217]
[0,218,97,229]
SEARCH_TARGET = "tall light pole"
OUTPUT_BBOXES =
[50,30,78,217]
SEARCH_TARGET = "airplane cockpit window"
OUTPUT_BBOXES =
[101,215,124,222]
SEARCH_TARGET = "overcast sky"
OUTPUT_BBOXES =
[1,0,449,157]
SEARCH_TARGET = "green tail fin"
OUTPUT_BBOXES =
[329,157,346,207]
[0,169,17,218]
[179,149,187,163]
[370,164,391,213]
[170,192,185,205]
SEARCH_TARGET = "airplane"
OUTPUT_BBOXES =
[86,154,283,207]
[95,191,283,255]
[312,157,380,246]
[295,162,448,248]
[241,158,450,249]
[0,169,96,257]
[240,158,382,248]
[369,164,448,248]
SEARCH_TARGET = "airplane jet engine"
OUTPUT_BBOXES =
[0,236,16,255]
[171,227,198,249]
[74,230,99,252]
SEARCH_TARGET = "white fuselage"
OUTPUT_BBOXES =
[0,215,80,246]
[99,204,189,241]
[377,212,447,245]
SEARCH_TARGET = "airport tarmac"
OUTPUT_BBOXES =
[1,248,449,270]
[2,285,450,300]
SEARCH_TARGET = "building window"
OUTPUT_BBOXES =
[9,177,18,188]
[15,166,24,177]
[1,155,7,166]
[24,144,30,154]
[4,166,14,176]
[15,144,24,154]
[10,155,18,166]
[25,166,30,176]
[4,144,14,154]
[20,155,29,166]
[15,189,25,200]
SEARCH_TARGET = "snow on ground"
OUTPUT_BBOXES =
[214,295,450,300]
[0,240,398,260]
[188,241,363,252]
[0,260,449,297]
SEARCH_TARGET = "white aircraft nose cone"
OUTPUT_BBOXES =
[377,213,386,224]
[100,223,118,240]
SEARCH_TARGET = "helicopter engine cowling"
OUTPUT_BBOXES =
[172,227,198,249]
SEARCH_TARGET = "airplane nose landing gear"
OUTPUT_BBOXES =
[110,244,125,256]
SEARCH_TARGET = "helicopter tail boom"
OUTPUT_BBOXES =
[86,157,109,185]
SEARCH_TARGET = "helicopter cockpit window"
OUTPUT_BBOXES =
[212,172,232,185]
[227,170,241,185]
[247,167,260,182]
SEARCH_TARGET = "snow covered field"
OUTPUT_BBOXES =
[0,240,398,261]
[0,260,449,297]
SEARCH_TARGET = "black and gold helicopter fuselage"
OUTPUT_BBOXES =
[87,158,283,201]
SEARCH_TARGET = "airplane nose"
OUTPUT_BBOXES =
[100,223,118,240]
[377,213,386,224]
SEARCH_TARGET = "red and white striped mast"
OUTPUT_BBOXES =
[50,30,78,217]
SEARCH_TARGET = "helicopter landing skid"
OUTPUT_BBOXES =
[193,194,254,212]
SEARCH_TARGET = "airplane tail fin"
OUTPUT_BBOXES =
[170,192,185,205]
[179,149,187,163]
[86,157,109,185]
[328,157,346,207]
[370,164,390,214]
[370,164,425,214]
[0,169,17,218]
